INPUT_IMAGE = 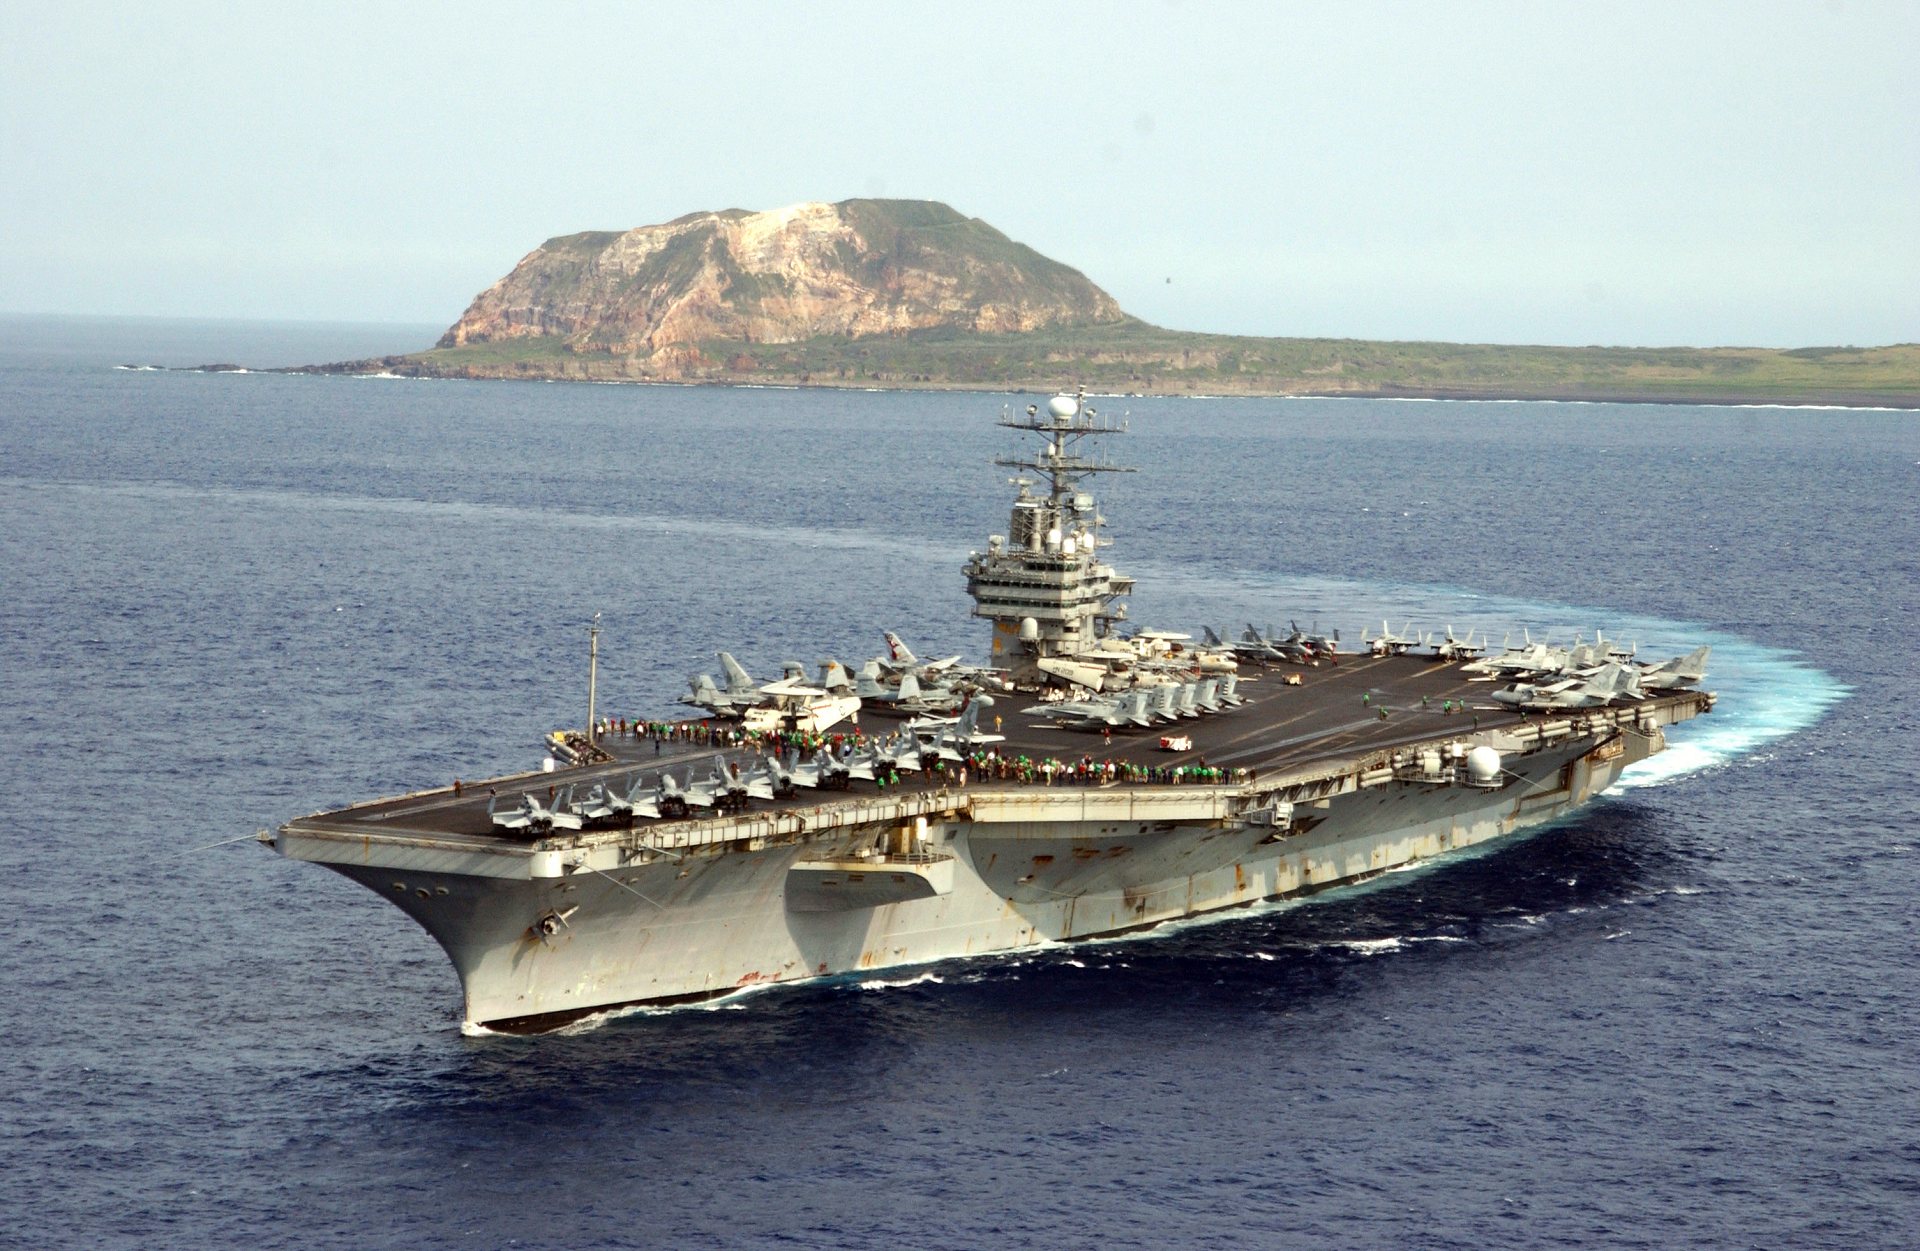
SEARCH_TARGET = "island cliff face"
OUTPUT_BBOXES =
[438,199,1124,371]
[292,199,1919,407]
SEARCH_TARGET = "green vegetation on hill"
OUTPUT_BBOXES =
[833,199,1104,306]
[360,322,1920,407]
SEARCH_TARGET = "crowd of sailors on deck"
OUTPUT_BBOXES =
[605,717,863,756]
[949,751,1243,788]
[590,716,1249,789]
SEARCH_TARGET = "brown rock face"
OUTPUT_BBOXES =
[438,200,1125,365]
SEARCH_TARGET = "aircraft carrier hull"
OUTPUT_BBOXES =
[278,698,1692,1033]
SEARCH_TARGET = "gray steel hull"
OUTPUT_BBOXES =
[305,728,1647,1033]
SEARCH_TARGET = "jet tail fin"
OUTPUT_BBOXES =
[719,651,755,694]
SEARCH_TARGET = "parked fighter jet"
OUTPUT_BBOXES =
[1295,621,1341,662]
[605,772,663,822]
[920,696,1006,762]
[1492,661,1644,710]
[1429,626,1488,662]
[539,786,586,831]
[1561,631,1637,671]
[1145,683,1182,722]
[1464,631,1572,679]
[871,631,1014,694]
[748,752,800,800]
[789,746,856,790]
[855,663,966,716]
[695,755,754,814]
[1207,623,1310,665]
[816,660,857,696]
[671,756,755,814]
[567,783,618,827]
[681,651,764,717]
[842,734,922,780]
[1025,687,1156,730]
[1362,621,1425,657]
[1639,645,1711,690]
[876,631,963,678]
[489,790,560,833]
[1252,623,1312,663]
[652,771,697,818]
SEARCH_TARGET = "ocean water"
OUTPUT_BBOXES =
[1,316,1915,1250]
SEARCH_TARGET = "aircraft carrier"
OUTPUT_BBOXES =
[269,393,1712,1034]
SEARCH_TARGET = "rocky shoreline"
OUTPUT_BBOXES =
[262,355,1920,409]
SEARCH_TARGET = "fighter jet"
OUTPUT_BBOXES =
[921,696,1006,762]
[1212,623,1311,665]
[1295,621,1341,662]
[641,771,697,818]
[1253,623,1311,663]
[1024,687,1156,730]
[670,756,755,814]
[855,663,966,717]
[1492,661,1644,710]
[1429,626,1487,662]
[681,651,764,717]
[875,631,964,679]
[567,783,619,827]
[489,791,560,833]
[789,746,855,790]
[1362,621,1425,657]
[1145,683,1182,722]
[842,734,923,780]
[815,660,857,697]
[534,786,586,831]
[1562,631,1638,671]
[1465,631,1573,680]
[605,772,663,822]
[697,755,755,814]
[1639,645,1711,690]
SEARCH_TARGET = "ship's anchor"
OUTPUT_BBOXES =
[531,905,579,946]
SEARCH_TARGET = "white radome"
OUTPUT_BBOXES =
[1047,394,1078,420]
[1467,745,1503,785]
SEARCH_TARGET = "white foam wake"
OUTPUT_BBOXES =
[1608,628,1847,790]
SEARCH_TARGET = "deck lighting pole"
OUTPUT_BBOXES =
[587,614,601,747]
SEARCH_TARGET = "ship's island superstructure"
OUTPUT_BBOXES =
[271,393,1712,1034]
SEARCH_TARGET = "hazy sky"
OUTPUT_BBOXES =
[3,1,1914,347]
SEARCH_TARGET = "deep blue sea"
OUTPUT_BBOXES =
[2,315,1915,1250]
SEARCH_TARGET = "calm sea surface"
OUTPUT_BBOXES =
[1,316,1915,1249]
